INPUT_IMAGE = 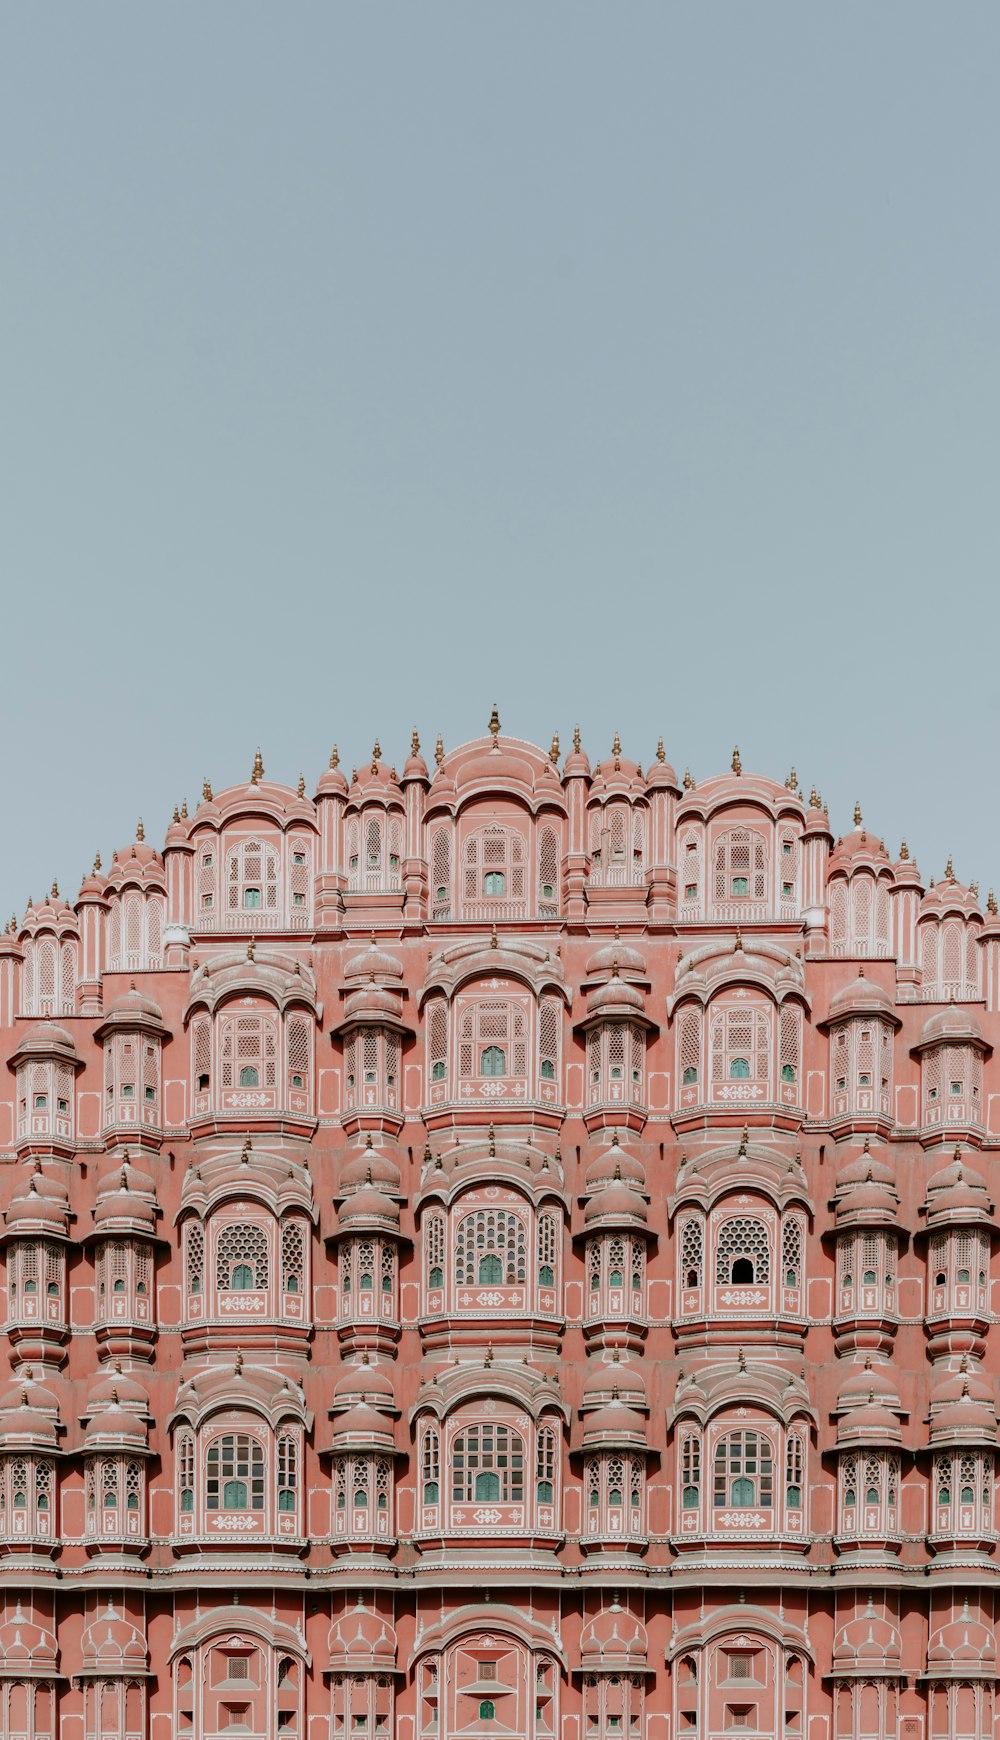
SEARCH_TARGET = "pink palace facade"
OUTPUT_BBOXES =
[0,718,998,1740]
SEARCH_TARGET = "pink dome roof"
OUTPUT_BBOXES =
[332,1355,396,1411]
[580,1605,649,1668]
[824,974,897,1024]
[584,1137,646,1193]
[344,939,404,982]
[586,974,646,1020]
[328,1603,397,1670]
[582,1356,647,1411]
[337,1186,401,1231]
[925,1150,992,1224]
[828,827,892,873]
[81,1602,149,1673]
[581,1398,649,1448]
[327,1401,397,1451]
[915,1007,989,1052]
[0,1604,58,1670]
[583,1177,649,1226]
[315,749,350,798]
[836,1358,901,1412]
[586,936,648,979]
[339,1140,402,1197]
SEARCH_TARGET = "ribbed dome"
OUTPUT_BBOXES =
[327,1402,397,1451]
[586,975,645,1019]
[925,1150,992,1224]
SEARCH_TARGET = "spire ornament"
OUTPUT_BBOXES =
[136,818,144,842]
[854,800,862,827]
[251,748,264,785]
[731,746,742,776]
[434,734,444,767]
[488,705,501,740]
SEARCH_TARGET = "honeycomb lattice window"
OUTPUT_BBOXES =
[715,1217,770,1286]
[216,1223,269,1292]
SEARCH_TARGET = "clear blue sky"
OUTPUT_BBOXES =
[1,4,997,914]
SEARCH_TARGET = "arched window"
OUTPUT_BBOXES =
[451,1423,525,1503]
[219,1011,278,1097]
[421,1426,441,1507]
[680,1215,704,1294]
[455,1209,527,1288]
[714,1431,773,1510]
[715,1217,770,1287]
[430,825,453,918]
[276,1430,298,1514]
[427,999,448,1088]
[206,1435,265,1511]
[456,996,529,1085]
[462,825,528,915]
[538,825,560,912]
[713,828,768,908]
[424,1212,446,1292]
[678,1007,702,1092]
[216,1224,269,1292]
[682,1434,701,1511]
[226,838,280,916]
[710,1005,771,1097]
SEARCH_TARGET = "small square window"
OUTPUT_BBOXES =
[122,1083,135,1099]
[686,884,697,899]
[783,841,792,857]
[292,892,305,907]
[732,876,749,897]
[202,893,214,909]
[203,854,213,868]
[145,1085,155,1102]
[33,1093,48,1111]
[293,852,305,866]
[57,1098,69,1114]
[782,882,793,898]
[950,1081,962,1095]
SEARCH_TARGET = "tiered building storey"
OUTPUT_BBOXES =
[1,720,999,1740]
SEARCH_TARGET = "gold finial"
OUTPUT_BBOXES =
[94,852,102,872]
[172,805,180,823]
[612,732,621,758]
[411,728,420,755]
[136,818,144,842]
[251,748,264,784]
[738,1124,749,1157]
[945,855,954,880]
[203,777,213,801]
[731,745,742,776]
[488,704,501,739]
[329,745,340,770]
[297,773,305,797]
[809,785,818,807]
[435,734,444,767]
[246,937,255,961]
[787,767,798,791]
[989,889,997,916]
[371,739,381,774]
[683,767,694,790]
[240,1138,250,1165]
[234,1350,243,1375]
[656,737,665,764]
[488,1124,496,1158]
[550,732,560,763]
[899,839,909,861]
[853,800,862,827]
[490,924,498,950]
[484,1343,493,1368]
[51,880,58,899]
[181,799,188,818]
[573,723,581,753]
[738,1348,747,1372]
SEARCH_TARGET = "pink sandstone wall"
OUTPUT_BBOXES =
[0,724,996,1740]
